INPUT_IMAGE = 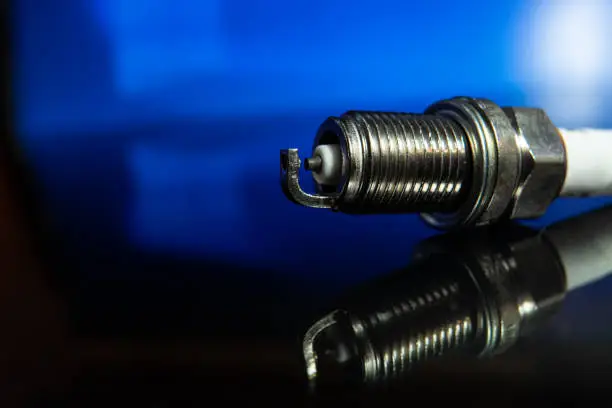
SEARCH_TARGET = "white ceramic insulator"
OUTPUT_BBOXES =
[311,144,343,186]
[559,128,612,196]
[544,206,612,291]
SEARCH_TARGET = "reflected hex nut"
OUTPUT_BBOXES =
[504,234,567,336]
[468,234,566,355]
[504,107,567,219]
[413,227,566,356]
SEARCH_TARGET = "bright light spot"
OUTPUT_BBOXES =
[513,0,612,125]
[518,298,537,317]
[533,1,607,85]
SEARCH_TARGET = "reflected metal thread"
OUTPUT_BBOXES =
[337,112,471,212]
[353,281,477,381]
[303,224,574,387]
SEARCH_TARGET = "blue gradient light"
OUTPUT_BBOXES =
[13,0,612,293]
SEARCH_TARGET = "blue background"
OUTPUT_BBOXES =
[12,0,612,335]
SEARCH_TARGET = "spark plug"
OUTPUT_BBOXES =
[303,205,612,388]
[281,96,612,228]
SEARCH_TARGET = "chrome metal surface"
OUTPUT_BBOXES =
[504,107,567,218]
[316,112,471,213]
[422,97,522,228]
[280,97,568,228]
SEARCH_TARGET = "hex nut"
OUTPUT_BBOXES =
[502,108,567,219]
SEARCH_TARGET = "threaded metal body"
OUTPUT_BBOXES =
[320,112,472,213]
[349,275,482,382]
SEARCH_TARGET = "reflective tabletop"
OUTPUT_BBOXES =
[3,163,612,403]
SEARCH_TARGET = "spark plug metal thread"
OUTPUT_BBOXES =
[303,227,567,388]
[317,112,472,213]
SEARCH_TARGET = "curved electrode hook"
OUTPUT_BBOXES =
[280,148,337,209]
[302,311,341,384]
